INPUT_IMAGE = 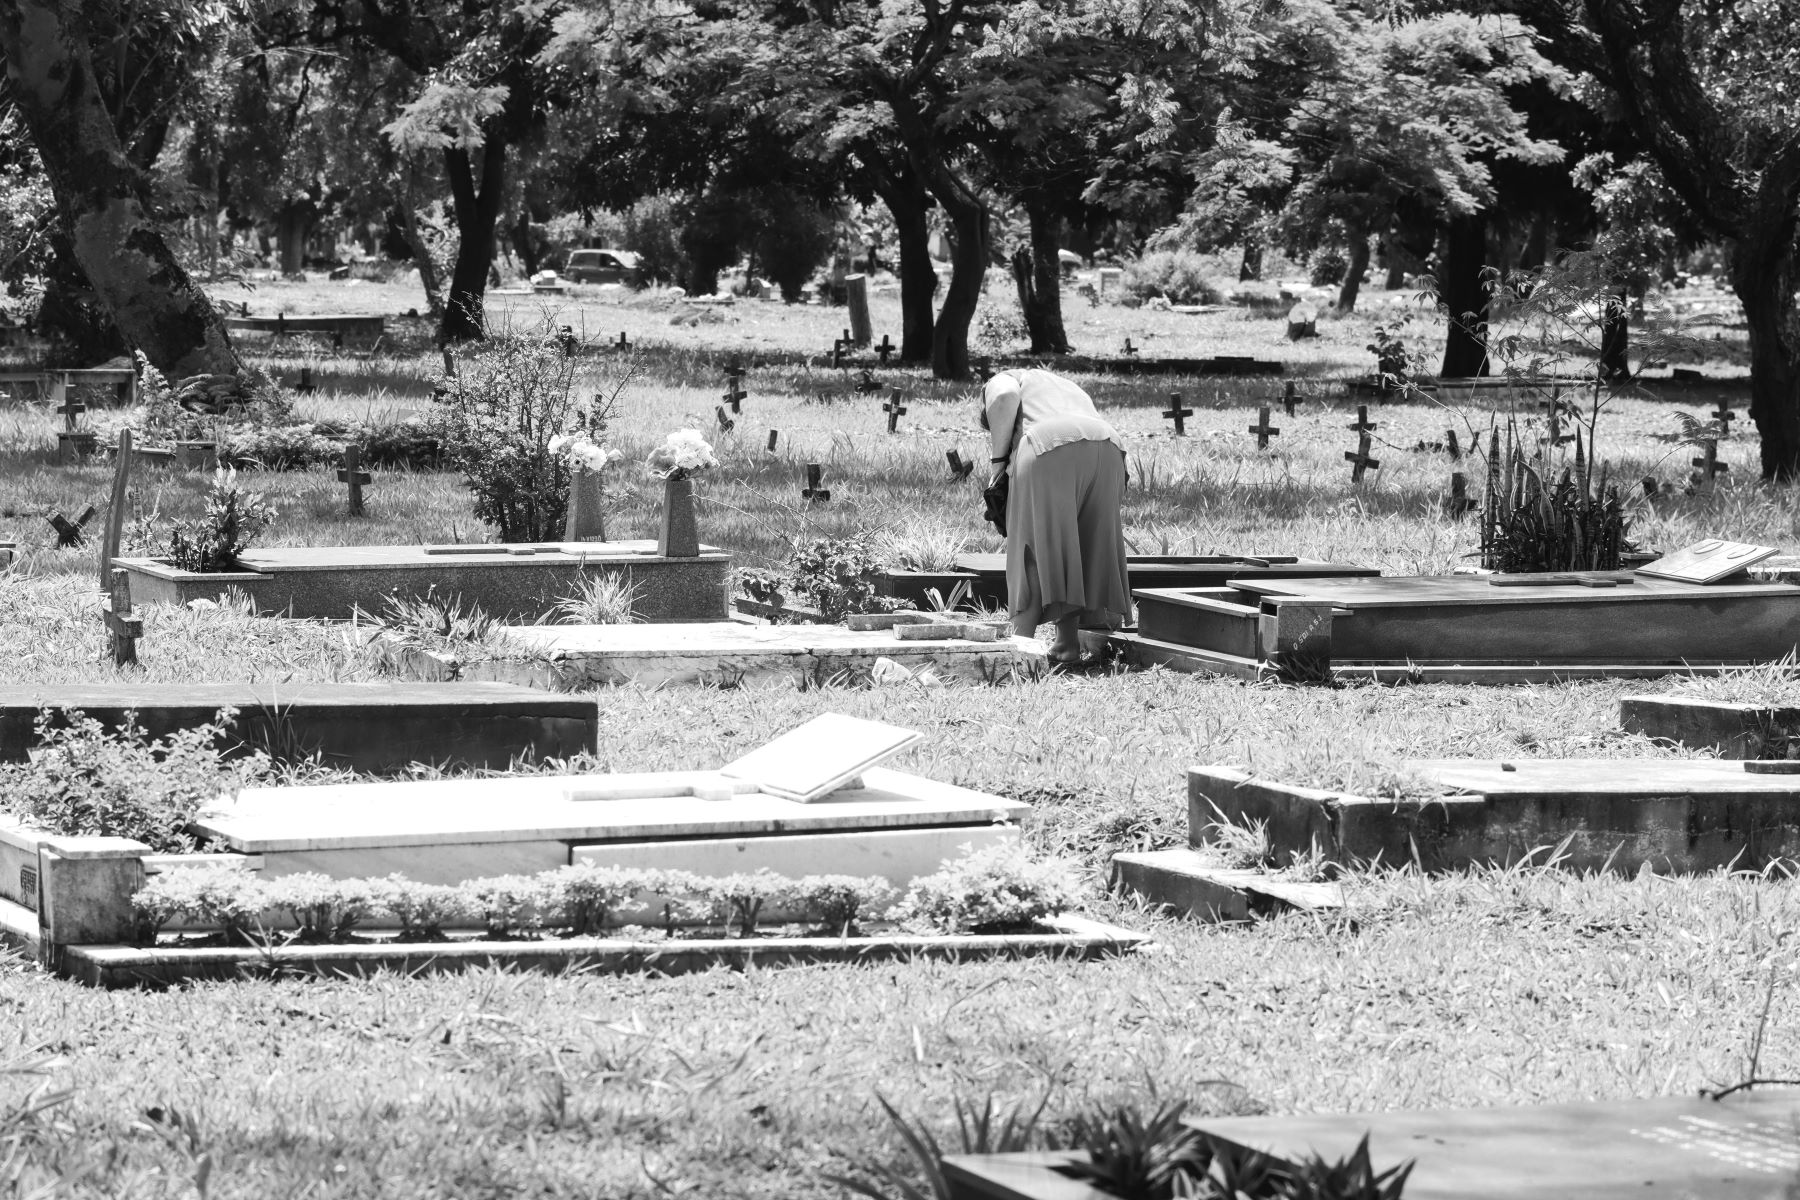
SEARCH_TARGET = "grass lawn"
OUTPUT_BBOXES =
[3,278,1798,1198]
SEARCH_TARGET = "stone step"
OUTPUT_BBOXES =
[0,681,597,773]
[1110,848,1343,922]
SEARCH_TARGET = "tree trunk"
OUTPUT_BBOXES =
[866,155,935,363]
[511,209,540,277]
[390,187,445,319]
[1438,212,1491,378]
[1732,235,1800,480]
[276,201,314,276]
[1337,232,1371,314]
[1011,202,1069,355]
[440,141,506,343]
[932,190,988,380]
[1598,287,1630,382]
[0,0,239,379]
[1239,235,1264,282]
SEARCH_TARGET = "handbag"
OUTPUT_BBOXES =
[981,379,1023,537]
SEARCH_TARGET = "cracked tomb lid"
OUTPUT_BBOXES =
[719,713,922,803]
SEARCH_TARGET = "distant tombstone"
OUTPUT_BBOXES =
[845,274,873,346]
[1286,302,1319,340]
[1097,266,1123,297]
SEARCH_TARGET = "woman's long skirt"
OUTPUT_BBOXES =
[1005,434,1132,636]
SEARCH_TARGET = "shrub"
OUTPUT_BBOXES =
[787,534,909,622]
[163,468,278,573]
[1122,251,1223,306]
[0,709,264,853]
[547,863,658,935]
[1479,421,1629,573]
[794,875,896,935]
[429,326,628,542]
[895,842,1085,934]
[263,873,377,942]
[1309,250,1349,286]
[549,571,643,625]
[691,869,794,936]
[470,874,551,937]
[132,867,263,942]
[371,875,474,939]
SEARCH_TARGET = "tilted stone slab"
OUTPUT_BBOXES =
[0,682,598,773]
[1109,848,1343,922]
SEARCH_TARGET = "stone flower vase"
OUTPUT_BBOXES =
[564,467,606,541]
[657,474,700,558]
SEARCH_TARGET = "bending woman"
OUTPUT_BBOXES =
[983,368,1132,663]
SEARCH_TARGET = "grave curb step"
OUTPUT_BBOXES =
[1619,694,1800,759]
[56,914,1149,988]
[1110,849,1343,922]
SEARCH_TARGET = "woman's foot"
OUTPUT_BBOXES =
[1049,614,1083,662]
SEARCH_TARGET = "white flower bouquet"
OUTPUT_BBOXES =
[548,431,617,474]
[645,428,719,481]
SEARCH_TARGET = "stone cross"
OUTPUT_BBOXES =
[1347,405,1377,436]
[1445,472,1478,517]
[723,364,746,414]
[876,334,896,364]
[946,449,974,481]
[1445,430,1461,460]
[615,331,630,352]
[1712,400,1736,438]
[766,429,779,453]
[1345,432,1380,482]
[294,366,316,394]
[1248,406,1280,449]
[337,444,371,517]
[1692,439,1728,493]
[1282,379,1297,417]
[715,405,735,433]
[100,430,133,591]
[883,388,908,433]
[1162,391,1194,436]
[55,390,86,431]
[48,505,97,548]
[802,463,831,503]
[104,567,143,667]
[1122,337,1139,358]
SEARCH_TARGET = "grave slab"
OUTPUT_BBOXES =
[1190,1090,1800,1200]
[953,554,1377,612]
[0,682,598,772]
[471,622,1046,689]
[1132,571,1800,675]
[116,539,731,623]
[1619,694,1800,759]
[1109,849,1343,922]
[1192,759,1800,874]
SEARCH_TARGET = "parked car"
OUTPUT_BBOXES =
[564,248,642,285]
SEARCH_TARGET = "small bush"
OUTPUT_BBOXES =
[0,709,265,853]
[470,874,551,937]
[263,873,377,942]
[371,875,475,939]
[550,570,642,625]
[164,468,278,573]
[795,875,896,935]
[895,842,1085,934]
[542,862,656,935]
[692,869,794,937]
[788,534,909,622]
[132,867,263,941]
[1122,251,1223,306]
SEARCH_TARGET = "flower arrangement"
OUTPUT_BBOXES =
[645,428,718,480]
[547,430,617,474]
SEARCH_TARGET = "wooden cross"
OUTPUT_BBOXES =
[854,369,883,395]
[99,429,133,590]
[615,331,630,352]
[1713,400,1737,438]
[55,391,86,430]
[715,405,735,433]
[1445,472,1478,517]
[1347,405,1377,436]
[766,429,779,453]
[1345,432,1380,482]
[947,449,974,481]
[883,389,908,433]
[802,463,831,503]
[104,567,142,667]
[723,365,746,414]
[876,334,896,364]
[1692,439,1728,493]
[1445,430,1461,461]
[1282,380,1297,417]
[337,444,371,517]
[49,505,97,548]
[293,366,316,395]
[1162,392,1194,436]
[1248,406,1280,449]
[1122,337,1139,358]
[832,329,851,368]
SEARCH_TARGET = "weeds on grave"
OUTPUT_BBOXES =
[164,468,279,573]
[789,534,909,622]
[548,569,642,624]
[355,590,528,665]
[429,320,634,542]
[876,520,971,574]
[1667,653,1800,709]
[893,841,1085,934]
[829,1092,1055,1200]
[0,708,266,853]
[1242,742,1448,808]
[1366,322,1425,391]
[1479,419,1629,573]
